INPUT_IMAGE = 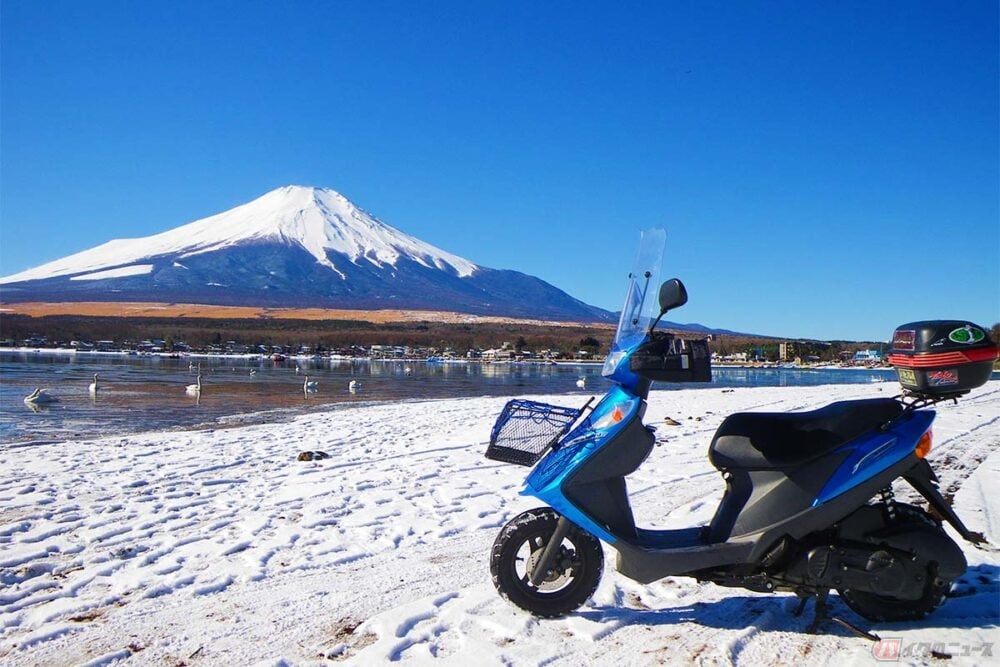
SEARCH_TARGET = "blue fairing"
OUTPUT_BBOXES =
[814,409,934,506]
[522,385,641,543]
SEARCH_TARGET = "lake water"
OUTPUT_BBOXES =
[0,351,934,444]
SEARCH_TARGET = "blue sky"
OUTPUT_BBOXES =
[1,1,997,341]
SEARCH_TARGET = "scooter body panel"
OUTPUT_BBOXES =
[520,388,936,574]
[815,410,933,505]
[613,451,929,583]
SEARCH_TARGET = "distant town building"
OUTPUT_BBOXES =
[713,352,748,363]
[853,349,881,363]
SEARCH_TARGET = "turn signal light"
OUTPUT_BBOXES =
[590,397,638,430]
[915,430,932,459]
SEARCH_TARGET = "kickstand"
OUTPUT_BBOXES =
[801,590,881,642]
[792,593,810,617]
[805,590,829,634]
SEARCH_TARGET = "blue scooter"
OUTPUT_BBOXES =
[486,229,989,634]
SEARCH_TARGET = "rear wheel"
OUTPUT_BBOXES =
[490,508,603,618]
[838,504,956,622]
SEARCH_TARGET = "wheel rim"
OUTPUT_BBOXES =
[514,533,578,594]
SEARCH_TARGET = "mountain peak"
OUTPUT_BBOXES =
[0,187,614,322]
[260,184,347,207]
[0,186,479,284]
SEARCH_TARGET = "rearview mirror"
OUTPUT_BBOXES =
[659,278,688,313]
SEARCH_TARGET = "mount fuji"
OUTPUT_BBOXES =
[0,186,614,322]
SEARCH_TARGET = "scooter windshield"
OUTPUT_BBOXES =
[602,228,667,378]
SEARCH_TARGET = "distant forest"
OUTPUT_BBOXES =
[1,313,610,355]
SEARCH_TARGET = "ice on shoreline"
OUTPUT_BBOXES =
[1,382,998,665]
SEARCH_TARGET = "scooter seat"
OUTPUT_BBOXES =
[709,398,903,470]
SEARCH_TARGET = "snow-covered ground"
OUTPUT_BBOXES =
[1,383,998,666]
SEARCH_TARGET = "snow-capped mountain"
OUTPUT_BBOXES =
[0,186,613,322]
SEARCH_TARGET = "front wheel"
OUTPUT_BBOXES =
[490,508,603,618]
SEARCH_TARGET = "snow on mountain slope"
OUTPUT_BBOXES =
[67,264,155,281]
[0,186,613,322]
[0,186,478,284]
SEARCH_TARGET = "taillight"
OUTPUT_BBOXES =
[915,430,932,459]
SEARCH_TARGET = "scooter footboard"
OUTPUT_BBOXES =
[615,536,755,584]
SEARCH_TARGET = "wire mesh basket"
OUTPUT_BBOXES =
[486,399,582,466]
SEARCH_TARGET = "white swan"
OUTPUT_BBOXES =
[304,376,318,393]
[349,379,360,393]
[88,373,99,395]
[24,388,57,404]
[186,374,202,395]
[576,377,586,388]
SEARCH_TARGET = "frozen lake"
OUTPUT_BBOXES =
[0,351,913,443]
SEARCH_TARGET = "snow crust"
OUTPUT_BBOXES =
[0,186,479,284]
[67,264,155,281]
[1,382,997,665]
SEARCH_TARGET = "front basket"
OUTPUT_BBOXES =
[486,399,582,466]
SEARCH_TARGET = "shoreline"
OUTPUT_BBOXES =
[0,346,607,364]
[3,347,896,369]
